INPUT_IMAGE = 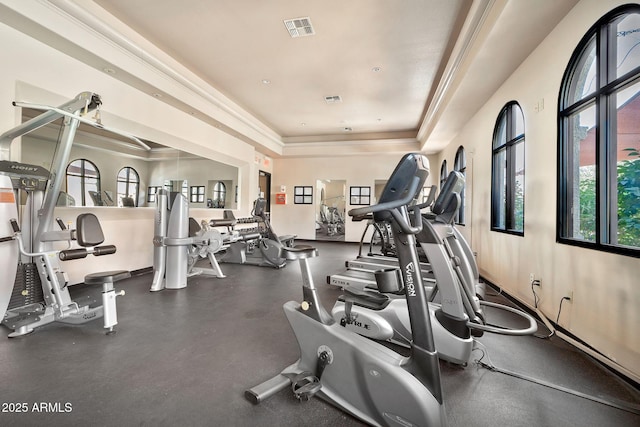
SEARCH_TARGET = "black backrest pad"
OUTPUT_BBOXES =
[374,153,430,221]
[432,171,465,216]
[76,213,105,247]
[189,217,201,237]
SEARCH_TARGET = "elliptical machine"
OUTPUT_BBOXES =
[331,172,537,365]
[216,198,289,269]
[252,197,296,248]
[246,153,446,426]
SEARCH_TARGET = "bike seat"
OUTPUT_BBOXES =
[279,245,318,260]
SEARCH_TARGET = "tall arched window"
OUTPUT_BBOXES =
[212,182,227,208]
[454,146,466,225]
[558,5,640,256]
[439,160,448,190]
[117,167,140,207]
[491,101,525,234]
[66,159,100,206]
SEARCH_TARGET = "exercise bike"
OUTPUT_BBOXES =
[331,172,537,365]
[246,153,446,426]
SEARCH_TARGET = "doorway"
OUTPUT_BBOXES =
[258,170,271,212]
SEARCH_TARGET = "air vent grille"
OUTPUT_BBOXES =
[324,95,342,104]
[284,17,315,38]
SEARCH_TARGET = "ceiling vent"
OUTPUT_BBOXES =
[284,17,315,38]
[324,95,342,104]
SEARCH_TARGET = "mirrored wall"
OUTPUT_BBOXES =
[315,179,346,241]
[18,109,239,210]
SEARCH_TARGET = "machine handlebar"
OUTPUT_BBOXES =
[56,218,67,230]
[348,175,422,218]
[59,245,116,261]
[10,218,20,233]
[390,205,423,235]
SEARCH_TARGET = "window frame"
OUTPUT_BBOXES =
[349,186,371,206]
[439,160,448,190]
[190,185,205,203]
[491,101,525,236]
[147,186,162,204]
[66,158,101,207]
[294,186,313,204]
[117,166,140,207]
[212,181,227,207]
[557,4,640,258]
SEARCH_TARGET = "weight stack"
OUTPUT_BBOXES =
[8,262,44,310]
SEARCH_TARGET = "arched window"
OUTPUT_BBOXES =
[212,182,227,208]
[117,167,140,207]
[491,101,525,234]
[66,159,100,206]
[439,160,448,190]
[558,5,640,256]
[454,146,466,225]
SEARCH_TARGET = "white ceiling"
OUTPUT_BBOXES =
[71,1,580,154]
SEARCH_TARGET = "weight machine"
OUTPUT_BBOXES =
[0,92,146,336]
[150,189,230,291]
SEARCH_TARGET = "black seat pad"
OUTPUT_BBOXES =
[84,270,131,285]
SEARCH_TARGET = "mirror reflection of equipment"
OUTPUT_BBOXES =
[315,179,346,241]
[215,198,296,269]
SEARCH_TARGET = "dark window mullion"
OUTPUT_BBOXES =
[124,168,130,196]
[605,19,620,246]
[607,92,619,245]
[596,24,611,245]
[80,160,87,205]
[505,108,515,230]
[491,146,503,229]
[560,116,574,237]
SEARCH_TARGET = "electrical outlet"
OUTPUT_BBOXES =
[530,273,542,287]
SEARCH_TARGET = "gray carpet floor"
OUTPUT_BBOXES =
[0,240,638,426]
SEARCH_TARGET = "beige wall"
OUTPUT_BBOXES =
[270,154,438,242]
[436,0,639,379]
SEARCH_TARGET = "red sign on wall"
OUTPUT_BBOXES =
[275,193,287,205]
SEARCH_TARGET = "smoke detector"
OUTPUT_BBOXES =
[284,17,315,38]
